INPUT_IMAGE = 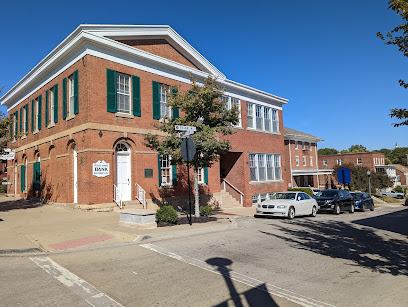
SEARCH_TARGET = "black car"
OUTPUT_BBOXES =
[313,189,354,214]
[405,197,408,206]
[350,192,374,211]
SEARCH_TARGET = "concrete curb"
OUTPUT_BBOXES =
[0,248,46,257]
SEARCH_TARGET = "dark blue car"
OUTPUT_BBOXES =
[350,192,374,212]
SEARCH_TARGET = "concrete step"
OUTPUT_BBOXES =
[219,190,242,208]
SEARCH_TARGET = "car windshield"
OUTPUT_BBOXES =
[351,193,363,199]
[270,192,297,200]
[316,190,338,197]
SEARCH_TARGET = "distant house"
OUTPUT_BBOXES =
[284,127,331,189]
[389,164,408,187]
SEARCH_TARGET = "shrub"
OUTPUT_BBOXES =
[288,188,314,197]
[155,206,178,224]
[200,205,212,216]
[394,185,406,194]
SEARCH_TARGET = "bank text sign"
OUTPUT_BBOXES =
[93,160,110,177]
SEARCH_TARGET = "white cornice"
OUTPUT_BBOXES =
[1,24,289,109]
[285,134,324,142]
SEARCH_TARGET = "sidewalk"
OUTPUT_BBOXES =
[0,197,250,255]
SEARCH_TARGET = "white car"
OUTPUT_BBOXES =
[255,191,318,219]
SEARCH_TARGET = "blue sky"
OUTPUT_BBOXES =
[0,0,406,151]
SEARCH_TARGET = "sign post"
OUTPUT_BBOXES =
[181,138,196,226]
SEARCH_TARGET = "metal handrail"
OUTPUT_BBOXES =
[113,184,122,209]
[222,179,244,205]
[135,183,147,209]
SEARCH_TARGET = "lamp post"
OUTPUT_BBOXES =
[367,170,371,196]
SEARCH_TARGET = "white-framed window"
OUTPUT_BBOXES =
[303,156,306,166]
[310,143,313,151]
[337,159,343,166]
[252,194,259,206]
[272,109,278,132]
[197,168,204,184]
[68,75,75,116]
[160,155,172,186]
[323,160,327,166]
[357,158,362,165]
[22,107,26,134]
[247,102,253,128]
[310,157,313,166]
[223,96,241,127]
[160,84,171,118]
[264,107,270,131]
[116,73,131,114]
[295,140,298,149]
[50,87,54,124]
[255,105,263,130]
[302,142,305,150]
[13,115,17,138]
[295,156,299,166]
[250,153,281,182]
[35,98,39,131]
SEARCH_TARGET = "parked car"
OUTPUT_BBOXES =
[350,192,374,211]
[380,190,405,199]
[313,189,354,214]
[255,191,318,220]
[311,188,320,196]
[405,197,408,206]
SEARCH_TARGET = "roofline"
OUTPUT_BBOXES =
[284,133,324,142]
[1,24,289,108]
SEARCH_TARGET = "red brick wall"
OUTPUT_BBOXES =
[318,152,385,171]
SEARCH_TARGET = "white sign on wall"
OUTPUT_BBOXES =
[92,160,110,177]
[0,151,15,160]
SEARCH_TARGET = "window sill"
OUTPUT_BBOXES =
[250,180,284,184]
[246,128,280,135]
[33,130,39,135]
[116,113,134,119]
[66,114,75,121]
[48,123,55,129]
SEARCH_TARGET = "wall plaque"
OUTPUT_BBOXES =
[93,160,110,177]
[144,169,153,178]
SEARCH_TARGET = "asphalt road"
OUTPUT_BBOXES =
[1,205,408,307]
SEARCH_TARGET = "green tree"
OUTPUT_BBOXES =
[377,0,408,126]
[348,144,368,153]
[144,76,239,217]
[0,87,10,152]
[333,163,393,192]
[318,148,339,155]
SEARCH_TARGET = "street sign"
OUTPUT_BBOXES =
[0,151,15,160]
[178,131,194,138]
[181,138,196,162]
[337,168,351,184]
[2,182,12,185]
[175,125,197,132]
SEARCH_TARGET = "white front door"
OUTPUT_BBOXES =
[116,154,131,201]
[73,146,78,203]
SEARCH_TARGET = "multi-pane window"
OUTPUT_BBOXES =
[35,99,39,131]
[161,155,172,186]
[337,159,343,165]
[197,168,204,184]
[252,194,259,206]
[247,103,279,133]
[247,102,253,128]
[22,107,26,134]
[310,157,313,166]
[323,160,327,166]
[223,96,241,127]
[160,84,171,118]
[310,143,313,151]
[303,156,306,166]
[250,153,282,182]
[295,156,299,166]
[295,140,298,149]
[116,73,131,114]
[68,75,75,116]
[357,158,362,165]
[50,87,54,124]
[302,142,305,150]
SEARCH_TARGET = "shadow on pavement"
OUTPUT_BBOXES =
[0,199,44,212]
[260,219,408,276]
[206,257,278,307]
[353,208,408,236]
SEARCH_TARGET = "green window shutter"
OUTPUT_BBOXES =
[38,95,42,130]
[15,111,18,135]
[132,75,141,117]
[54,84,58,123]
[25,104,28,133]
[20,165,25,192]
[107,69,117,113]
[45,90,49,127]
[152,81,160,119]
[204,167,208,184]
[158,154,162,187]
[172,88,179,119]
[9,115,13,139]
[63,78,67,120]
[172,164,177,186]
[31,100,34,132]
[33,161,41,191]
[73,70,79,114]
[19,107,22,132]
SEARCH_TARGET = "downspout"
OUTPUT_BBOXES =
[288,139,293,188]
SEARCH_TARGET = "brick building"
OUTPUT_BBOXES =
[0,25,289,208]
[284,127,330,189]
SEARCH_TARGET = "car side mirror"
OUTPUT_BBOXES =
[297,197,301,201]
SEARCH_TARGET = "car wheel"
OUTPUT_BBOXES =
[288,207,295,220]
[334,204,340,215]
[370,203,374,211]
[310,206,317,217]
[398,195,403,199]
[349,203,354,213]
[361,203,365,212]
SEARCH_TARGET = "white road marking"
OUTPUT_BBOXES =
[31,257,123,306]
[140,243,335,307]
[133,271,138,275]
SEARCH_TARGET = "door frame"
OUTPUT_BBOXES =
[115,143,131,201]
[73,145,78,203]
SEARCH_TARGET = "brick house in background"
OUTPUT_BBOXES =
[0,24,289,208]
[284,127,331,189]
[389,164,408,187]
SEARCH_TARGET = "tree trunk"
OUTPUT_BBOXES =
[194,167,200,217]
